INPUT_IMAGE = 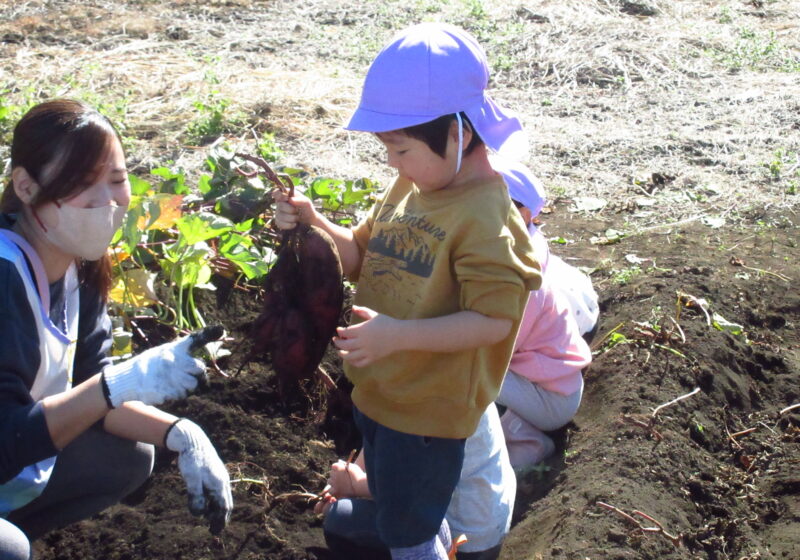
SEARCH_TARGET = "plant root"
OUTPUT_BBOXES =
[597,501,682,548]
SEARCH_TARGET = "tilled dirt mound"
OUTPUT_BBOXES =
[501,208,799,560]
[32,205,799,560]
[3,3,798,558]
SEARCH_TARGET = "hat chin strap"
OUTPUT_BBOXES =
[455,112,463,174]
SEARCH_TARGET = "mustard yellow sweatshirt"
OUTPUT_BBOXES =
[348,174,542,438]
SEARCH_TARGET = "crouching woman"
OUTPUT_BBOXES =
[0,99,232,560]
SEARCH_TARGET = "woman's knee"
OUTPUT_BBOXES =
[56,427,154,497]
[117,442,154,497]
[81,435,154,499]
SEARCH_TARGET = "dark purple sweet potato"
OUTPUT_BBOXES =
[294,224,345,338]
[235,153,344,395]
[233,154,344,392]
[279,225,343,368]
[270,308,317,392]
[249,290,285,355]
[253,224,343,394]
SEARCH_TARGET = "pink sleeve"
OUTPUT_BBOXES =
[509,282,592,395]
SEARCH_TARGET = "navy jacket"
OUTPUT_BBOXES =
[0,214,112,484]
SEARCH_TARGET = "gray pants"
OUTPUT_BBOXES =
[0,520,28,560]
[496,371,582,431]
[0,426,154,560]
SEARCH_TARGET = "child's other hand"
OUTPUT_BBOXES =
[330,459,367,497]
[272,188,315,230]
[334,306,400,367]
[313,488,336,515]
[313,459,369,514]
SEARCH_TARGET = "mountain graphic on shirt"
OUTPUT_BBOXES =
[367,225,434,278]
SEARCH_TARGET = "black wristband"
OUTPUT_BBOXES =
[163,417,184,449]
[99,372,115,409]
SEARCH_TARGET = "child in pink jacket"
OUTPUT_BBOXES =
[492,157,596,469]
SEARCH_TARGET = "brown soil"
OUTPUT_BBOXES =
[1,1,798,559]
[31,204,800,560]
[501,207,800,560]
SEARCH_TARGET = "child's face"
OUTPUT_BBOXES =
[376,130,458,192]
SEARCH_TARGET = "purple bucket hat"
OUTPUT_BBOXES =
[489,155,546,217]
[346,22,528,159]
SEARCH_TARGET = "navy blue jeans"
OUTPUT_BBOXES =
[324,498,503,560]
[353,406,465,549]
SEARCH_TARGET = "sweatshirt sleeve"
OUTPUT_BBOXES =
[454,195,541,322]
[0,260,58,483]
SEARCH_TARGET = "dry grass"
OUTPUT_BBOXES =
[1,0,798,228]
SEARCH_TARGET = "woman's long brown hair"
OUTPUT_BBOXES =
[1,99,124,299]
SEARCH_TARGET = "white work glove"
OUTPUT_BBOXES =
[102,326,224,407]
[165,418,233,534]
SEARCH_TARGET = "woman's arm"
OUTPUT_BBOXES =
[102,401,177,446]
[41,386,177,451]
[43,330,221,450]
[39,375,111,450]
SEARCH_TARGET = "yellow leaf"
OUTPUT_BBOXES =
[109,268,159,307]
[110,246,131,264]
[137,194,183,231]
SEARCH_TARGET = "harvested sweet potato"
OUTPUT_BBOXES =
[265,225,344,388]
[236,154,344,396]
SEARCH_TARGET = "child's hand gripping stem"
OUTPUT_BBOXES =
[272,188,317,231]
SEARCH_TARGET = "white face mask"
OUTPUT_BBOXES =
[35,202,127,261]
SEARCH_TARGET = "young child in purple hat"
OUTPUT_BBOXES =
[307,166,596,560]
[490,157,596,471]
[273,22,540,560]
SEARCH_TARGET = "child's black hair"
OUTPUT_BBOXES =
[401,112,483,158]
